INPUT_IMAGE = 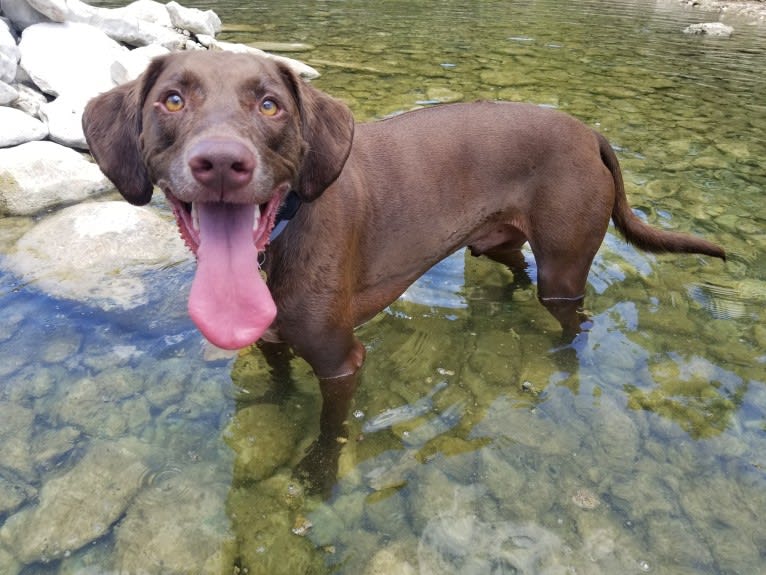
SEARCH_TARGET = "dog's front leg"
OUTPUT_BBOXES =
[294,338,366,495]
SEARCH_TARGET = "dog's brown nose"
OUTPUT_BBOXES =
[188,139,255,192]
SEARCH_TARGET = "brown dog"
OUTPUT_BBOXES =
[83,51,724,463]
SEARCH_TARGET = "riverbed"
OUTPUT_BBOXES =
[1,0,764,573]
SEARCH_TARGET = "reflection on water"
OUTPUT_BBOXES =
[1,0,765,573]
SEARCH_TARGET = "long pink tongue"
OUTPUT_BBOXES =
[188,203,276,349]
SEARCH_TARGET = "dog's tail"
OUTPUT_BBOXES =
[597,132,725,260]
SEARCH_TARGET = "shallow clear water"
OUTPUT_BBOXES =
[1,1,765,573]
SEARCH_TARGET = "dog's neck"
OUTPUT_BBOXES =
[270,190,302,241]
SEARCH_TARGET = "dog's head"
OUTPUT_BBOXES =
[83,50,354,206]
[82,51,355,349]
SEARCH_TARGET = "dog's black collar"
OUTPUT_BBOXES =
[270,190,302,241]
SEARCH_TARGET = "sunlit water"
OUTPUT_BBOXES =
[1,1,765,573]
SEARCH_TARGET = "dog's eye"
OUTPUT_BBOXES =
[259,98,280,117]
[163,93,185,113]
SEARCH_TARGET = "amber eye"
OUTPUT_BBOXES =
[163,93,185,112]
[259,98,279,117]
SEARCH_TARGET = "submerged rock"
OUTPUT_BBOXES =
[683,22,734,37]
[6,201,190,310]
[0,438,150,564]
[364,543,418,575]
[224,402,302,482]
[0,476,35,516]
[0,402,35,480]
[417,513,564,575]
[115,463,232,574]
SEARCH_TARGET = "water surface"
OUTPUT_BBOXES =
[1,1,764,573]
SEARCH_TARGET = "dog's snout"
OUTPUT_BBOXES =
[188,139,256,192]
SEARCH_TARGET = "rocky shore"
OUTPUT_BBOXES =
[0,0,320,311]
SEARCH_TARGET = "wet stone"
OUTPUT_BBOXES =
[0,403,35,481]
[50,370,152,438]
[588,397,640,468]
[363,542,418,575]
[0,476,36,516]
[0,438,150,564]
[224,402,302,482]
[3,364,58,404]
[31,426,82,471]
[0,545,21,575]
[115,463,231,574]
[227,486,325,575]
[417,512,564,575]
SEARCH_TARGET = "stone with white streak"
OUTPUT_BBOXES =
[0,141,109,214]
[0,106,47,147]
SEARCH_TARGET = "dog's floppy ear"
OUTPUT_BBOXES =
[82,58,165,206]
[284,67,355,202]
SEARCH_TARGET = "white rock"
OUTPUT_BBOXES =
[38,94,88,148]
[19,21,125,98]
[91,13,189,49]
[0,106,47,147]
[6,201,191,310]
[113,0,172,27]
[24,0,69,22]
[683,22,734,37]
[111,43,169,84]
[0,141,109,214]
[166,0,221,37]
[196,33,215,48]
[210,39,321,79]
[9,82,46,117]
[0,0,50,30]
[0,18,19,83]
[0,79,18,104]
[25,0,190,48]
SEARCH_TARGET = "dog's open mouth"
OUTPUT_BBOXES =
[163,187,288,350]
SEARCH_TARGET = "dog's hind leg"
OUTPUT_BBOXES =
[531,242,596,339]
[475,240,534,288]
